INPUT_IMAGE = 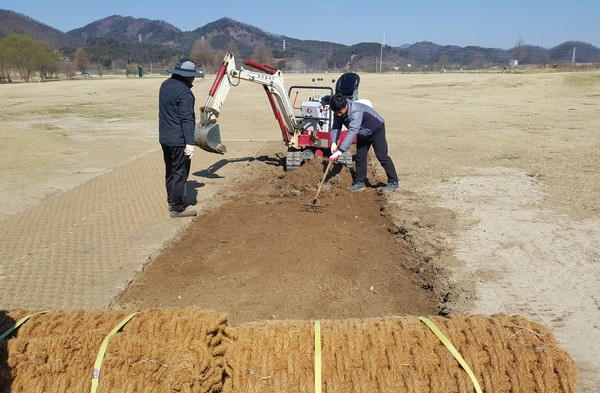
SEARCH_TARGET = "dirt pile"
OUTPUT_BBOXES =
[1,309,577,392]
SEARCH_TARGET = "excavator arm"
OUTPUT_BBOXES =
[195,52,361,170]
[195,52,301,154]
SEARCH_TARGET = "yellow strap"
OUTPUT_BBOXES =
[419,317,482,393]
[91,312,138,393]
[314,320,322,393]
[0,310,50,340]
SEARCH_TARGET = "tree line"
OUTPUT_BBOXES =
[0,34,58,83]
[0,33,278,83]
[0,34,96,83]
[190,37,276,74]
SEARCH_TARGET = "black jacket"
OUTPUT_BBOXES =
[158,75,196,146]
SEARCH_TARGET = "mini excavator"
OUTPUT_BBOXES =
[194,52,369,170]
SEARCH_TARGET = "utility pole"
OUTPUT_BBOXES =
[380,33,385,73]
[571,47,576,64]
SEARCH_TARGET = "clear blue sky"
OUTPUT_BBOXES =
[2,0,599,49]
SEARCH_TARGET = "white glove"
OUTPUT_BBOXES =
[330,142,338,153]
[184,144,194,159]
[328,150,342,162]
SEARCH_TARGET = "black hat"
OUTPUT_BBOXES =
[166,58,204,78]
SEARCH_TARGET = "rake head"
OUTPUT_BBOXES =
[301,198,326,212]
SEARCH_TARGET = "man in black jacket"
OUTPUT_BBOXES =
[159,58,204,218]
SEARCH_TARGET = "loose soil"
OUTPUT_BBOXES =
[118,147,443,325]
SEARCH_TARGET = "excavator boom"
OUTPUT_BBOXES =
[195,52,298,154]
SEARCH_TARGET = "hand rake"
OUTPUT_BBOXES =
[302,160,333,212]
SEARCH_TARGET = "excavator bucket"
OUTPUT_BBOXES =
[195,123,227,154]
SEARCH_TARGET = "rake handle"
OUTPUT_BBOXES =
[313,160,333,202]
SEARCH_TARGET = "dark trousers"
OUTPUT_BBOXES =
[355,125,398,184]
[161,145,191,213]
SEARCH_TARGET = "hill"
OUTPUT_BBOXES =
[1,9,599,72]
[406,40,599,68]
[0,9,77,49]
[67,15,183,43]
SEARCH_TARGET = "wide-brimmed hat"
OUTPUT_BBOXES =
[166,58,204,78]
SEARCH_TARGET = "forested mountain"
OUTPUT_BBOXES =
[67,15,183,43]
[1,9,599,72]
[0,9,78,48]
[407,40,598,68]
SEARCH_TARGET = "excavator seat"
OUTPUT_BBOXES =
[321,72,360,105]
[335,72,360,100]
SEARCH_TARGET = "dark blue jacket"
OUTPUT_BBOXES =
[158,75,196,146]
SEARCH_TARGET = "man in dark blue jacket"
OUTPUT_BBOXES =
[159,58,204,218]
[328,93,399,192]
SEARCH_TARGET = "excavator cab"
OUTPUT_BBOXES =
[321,72,360,106]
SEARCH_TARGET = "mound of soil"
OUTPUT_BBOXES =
[118,149,443,325]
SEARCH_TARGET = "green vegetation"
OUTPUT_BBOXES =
[0,34,59,82]
[35,103,129,120]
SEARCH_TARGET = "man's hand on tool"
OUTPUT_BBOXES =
[184,144,194,159]
[328,150,342,162]
[330,143,338,153]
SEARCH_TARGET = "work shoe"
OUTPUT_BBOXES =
[170,207,197,218]
[347,182,366,192]
[379,181,399,193]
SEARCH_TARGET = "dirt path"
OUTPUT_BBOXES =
[117,145,441,325]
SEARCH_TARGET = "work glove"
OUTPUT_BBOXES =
[330,142,338,153]
[184,144,194,159]
[328,150,342,162]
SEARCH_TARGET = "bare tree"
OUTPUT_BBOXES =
[3,34,38,81]
[0,37,13,83]
[226,42,239,58]
[126,62,140,77]
[191,37,216,72]
[212,50,226,73]
[437,55,451,71]
[34,42,58,80]
[251,42,275,66]
[539,53,551,69]
[0,34,58,82]
[513,37,526,67]
[58,61,77,79]
[74,47,89,73]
